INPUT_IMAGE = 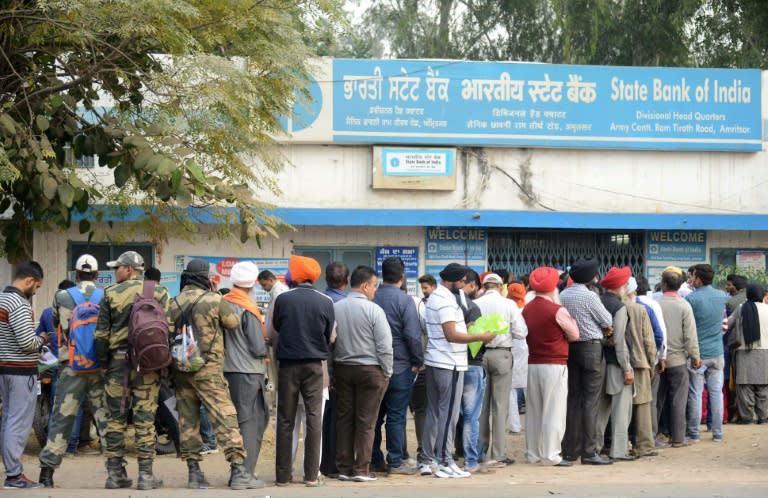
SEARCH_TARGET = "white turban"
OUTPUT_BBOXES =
[627,276,638,295]
[230,261,260,288]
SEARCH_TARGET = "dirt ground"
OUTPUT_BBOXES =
[10,415,768,497]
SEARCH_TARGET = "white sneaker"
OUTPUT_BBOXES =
[352,473,377,482]
[419,463,433,476]
[448,463,470,478]
[434,465,454,478]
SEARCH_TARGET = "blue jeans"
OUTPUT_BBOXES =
[199,404,216,446]
[687,356,724,440]
[461,366,486,469]
[372,368,416,468]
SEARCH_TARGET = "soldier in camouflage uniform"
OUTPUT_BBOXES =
[93,251,169,490]
[168,259,262,490]
[38,255,109,488]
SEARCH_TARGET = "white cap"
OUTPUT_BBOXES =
[482,273,504,285]
[75,254,98,272]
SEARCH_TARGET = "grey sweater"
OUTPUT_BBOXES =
[223,301,268,375]
[333,292,393,378]
[657,294,700,368]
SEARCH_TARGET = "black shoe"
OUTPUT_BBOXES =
[612,455,635,462]
[555,460,573,467]
[501,457,516,465]
[38,467,54,488]
[581,455,613,465]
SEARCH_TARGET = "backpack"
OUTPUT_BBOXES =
[66,287,105,373]
[127,280,172,373]
[170,292,210,372]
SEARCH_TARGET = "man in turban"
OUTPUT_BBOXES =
[559,259,613,465]
[595,266,635,461]
[222,261,270,487]
[269,255,335,487]
[522,267,579,466]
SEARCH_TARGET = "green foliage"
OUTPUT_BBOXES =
[0,0,342,262]
[690,0,768,68]
[336,0,765,69]
[714,265,768,288]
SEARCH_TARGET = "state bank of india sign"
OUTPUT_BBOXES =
[284,59,762,152]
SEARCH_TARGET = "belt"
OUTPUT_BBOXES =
[579,339,602,344]
[486,347,512,351]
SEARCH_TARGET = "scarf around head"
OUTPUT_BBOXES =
[742,284,765,349]
[224,287,264,333]
[181,271,211,291]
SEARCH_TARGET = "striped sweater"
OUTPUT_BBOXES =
[0,286,44,375]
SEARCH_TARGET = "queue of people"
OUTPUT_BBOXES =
[1,253,766,490]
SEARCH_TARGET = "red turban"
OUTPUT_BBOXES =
[507,283,526,308]
[529,267,560,293]
[600,266,631,290]
[289,255,321,284]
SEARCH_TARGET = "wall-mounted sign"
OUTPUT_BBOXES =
[282,58,762,152]
[425,227,487,280]
[646,230,707,261]
[373,147,456,190]
[375,246,420,294]
[736,250,766,271]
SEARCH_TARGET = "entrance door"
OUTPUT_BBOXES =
[293,247,374,291]
[487,230,645,278]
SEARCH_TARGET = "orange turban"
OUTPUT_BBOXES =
[507,283,526,308]
[600,266,631,290]
[530,267,560,293]
[289,255,321,284]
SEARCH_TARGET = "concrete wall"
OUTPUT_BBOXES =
[266,144,767,215]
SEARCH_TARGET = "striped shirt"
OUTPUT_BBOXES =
[0,286,44,375]
[560,283,612,341]
[424,284,467,371]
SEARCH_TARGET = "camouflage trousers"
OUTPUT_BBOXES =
[39,366,108,468]
[103,355,160,460]
[172,364,246,463]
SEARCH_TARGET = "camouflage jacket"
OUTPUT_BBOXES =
[168,285,239,367]
[94,277,171,357]
[53,280,99,363]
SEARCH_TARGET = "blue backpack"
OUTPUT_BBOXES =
[66,287,104,373]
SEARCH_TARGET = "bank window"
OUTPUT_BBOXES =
[293,246,374,291]
[68,242,155,272]
[710,247,768,271]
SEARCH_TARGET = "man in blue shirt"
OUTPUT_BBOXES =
[685,264,729,442]
[371,257,423,474]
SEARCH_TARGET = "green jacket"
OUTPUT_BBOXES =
[94,277,170,363]
[168,286,239,367]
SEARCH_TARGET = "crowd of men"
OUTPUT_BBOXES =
[1,252,766,489]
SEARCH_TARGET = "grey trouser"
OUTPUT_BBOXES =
[736,384,768,422]
[596,365,633,458]
[225,372,269,476]
[420,366,464,467]
[479,348,513,461]
[1,374,38,477]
